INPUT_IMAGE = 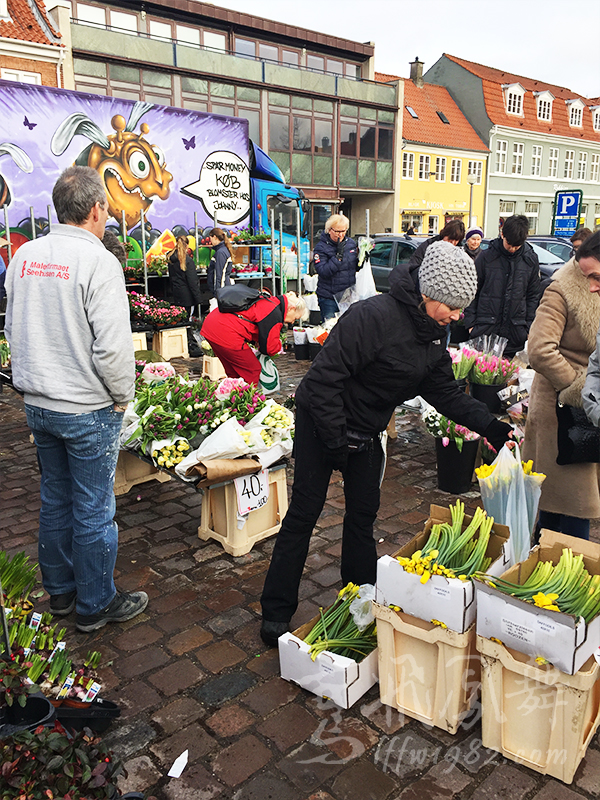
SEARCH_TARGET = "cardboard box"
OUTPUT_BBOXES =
[278,616,378,709]
[475,530,600,675]
[373,603,480,734]
[376,505,511,633]
[478,635,600,783]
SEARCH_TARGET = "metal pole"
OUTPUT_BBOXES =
[365,208,370,239]
[121,210,127,253]
[278,213,284,296]
[270,207,276,296]
[47,204,52,233]
[30,205,36,240]
[296,204,302,297]
[469,182,474,229]
[3,207,11,262]
[140,209,148,295]
[194,211,199,265]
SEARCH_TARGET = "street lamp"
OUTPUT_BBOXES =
[466,173,477,228]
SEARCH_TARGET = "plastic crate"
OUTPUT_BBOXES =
[478,634,600,784]
[131,331,148,351]
[202,355,227,381]
[373,602,480,734]
[113,450,171,496]
[198,465,288,556]
[151,327,189,360]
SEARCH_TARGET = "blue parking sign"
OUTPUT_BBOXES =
[552,190,583,236]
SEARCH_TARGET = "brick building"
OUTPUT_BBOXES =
[0,0,65,86]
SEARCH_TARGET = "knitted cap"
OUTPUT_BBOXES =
[465,227,484,241]
[419,240,477,309]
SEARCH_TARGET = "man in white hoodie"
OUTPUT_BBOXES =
[5,166,148,633]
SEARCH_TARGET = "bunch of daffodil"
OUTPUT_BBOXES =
[474,547,600,623]
[154,440,190,468]
[262,404,293,430]
[260,429,275,448]
[303,583,377,662]
[398,501,494,585]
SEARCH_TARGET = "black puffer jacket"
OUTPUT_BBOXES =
[168,252,202,308]
[463,237,541,355]
[295,262,507,450]
[313,232,358,299]
[407,234,443,269]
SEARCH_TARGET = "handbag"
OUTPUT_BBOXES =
[556,399,600,465]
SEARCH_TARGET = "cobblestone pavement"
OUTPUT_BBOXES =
[2,351,600,800]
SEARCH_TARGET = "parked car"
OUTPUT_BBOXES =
[370,235,427,291]
[480,239,564,280]
[528,236,574,263]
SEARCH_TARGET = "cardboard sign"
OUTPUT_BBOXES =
[235,469,270,516]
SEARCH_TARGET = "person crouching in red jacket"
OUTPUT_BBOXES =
[201,291,308,385]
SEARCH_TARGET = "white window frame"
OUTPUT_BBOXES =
[503,83,525,116]
[1,68,41,84]
[418,154,430,181]
[499,201,516,215]
[402,152,414,179]
[591,154,600,183]
[525,202,539,234]
[511,142,524,175]
[577,152,588,182]
[564,149,574,179]
[531,145,543,177]
[593,109,600,133]
[534,90,554,122]
[450,158,461,183]
[495,139,507,173]
[468,161,482,184]
[435,156,446,182]
[428,215,439,236]
[548,147,559,178]
[567,99,585,128]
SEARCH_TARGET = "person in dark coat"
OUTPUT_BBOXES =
[207,228,233,297]
[259,241,513,646]
[168,236,202,314]
[407,219,465,269]
[463,226,483,261]
[201,291,308,385]
[463,215,541,357]
[313,214,358,321]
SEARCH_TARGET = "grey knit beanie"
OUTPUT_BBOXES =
[419,240,477,309]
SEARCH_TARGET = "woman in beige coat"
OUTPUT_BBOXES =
[523,254,600,540]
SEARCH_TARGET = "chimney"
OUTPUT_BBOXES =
[410,57,424,88]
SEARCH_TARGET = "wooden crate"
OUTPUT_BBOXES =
[198,465,288,556]
[202,355,227,381]
[131,331,148,351]
[114,450,171,496]
[152,327,189,360]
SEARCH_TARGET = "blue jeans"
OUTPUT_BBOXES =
[26,404,123,615]
[318,297,339,322]
[535,510,590,542]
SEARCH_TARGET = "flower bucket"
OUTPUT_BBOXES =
[294,343,310,360]
[0,692,56,737]
[57,697,121,734]
[470,382,506,415]
[308,342,321,361]
[435,438,479,494]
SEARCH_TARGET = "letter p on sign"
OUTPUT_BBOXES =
[559,195,577,215]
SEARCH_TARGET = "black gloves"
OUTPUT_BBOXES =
[323,443,348,473]
[335,239,347,262]
[483,418,513,454]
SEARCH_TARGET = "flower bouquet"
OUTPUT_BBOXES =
[470,354,519,386]
[449,347,478,381]
[422,407,479,453]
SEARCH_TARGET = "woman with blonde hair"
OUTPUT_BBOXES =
[207,227,233,297]
[313,213,358,321]
[168,235,202,316]
[201,291,308,385]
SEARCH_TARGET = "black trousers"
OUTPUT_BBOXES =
[260,405,383,622]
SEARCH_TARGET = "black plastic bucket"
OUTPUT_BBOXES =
[470,382,505,415]
[435,437,479,494]
[294,343,310,360]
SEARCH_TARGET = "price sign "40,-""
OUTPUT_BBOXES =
[234,469,270,516]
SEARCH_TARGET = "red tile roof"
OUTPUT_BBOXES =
[444,54,599,143]
[0,0,62,46]
[402,80,488,153]
[375,71,401,83]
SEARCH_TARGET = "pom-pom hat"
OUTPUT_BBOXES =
[465,226,484,241]
[419,241,477,310]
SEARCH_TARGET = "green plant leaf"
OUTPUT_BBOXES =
[64,762,74,778]
[46,755,65,770]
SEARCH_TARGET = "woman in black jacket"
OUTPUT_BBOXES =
[168,236,202,315]
[207,228,233,297]
[260,241,513,646]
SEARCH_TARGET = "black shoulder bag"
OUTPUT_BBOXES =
[556,399,600,465]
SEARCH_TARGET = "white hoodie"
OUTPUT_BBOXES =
[5,224,135,412]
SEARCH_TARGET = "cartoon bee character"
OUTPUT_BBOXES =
[51,101,172,229]
[0,143,34,208]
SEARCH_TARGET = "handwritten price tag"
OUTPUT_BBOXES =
[234,470,270,516]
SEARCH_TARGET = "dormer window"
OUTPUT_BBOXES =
[534,90,554,122]
[502,83,525,116]
[566,98,585,128]
[592,107,600,132]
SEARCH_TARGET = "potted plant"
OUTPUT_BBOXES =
[0,658,56,736]
[422,407,480,494]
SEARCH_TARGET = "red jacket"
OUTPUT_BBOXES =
[201,295,288,356]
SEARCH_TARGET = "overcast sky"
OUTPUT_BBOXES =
[214,0,599,99]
